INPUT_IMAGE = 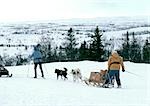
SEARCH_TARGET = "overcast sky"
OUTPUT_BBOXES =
[0,0,149,22]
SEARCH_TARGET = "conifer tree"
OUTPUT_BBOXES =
[79,41,88,60]
[121,31,130,60]
[64,28,78,60]
[90,26,104,61]
[143,39,150,63]
[130,32,141,62]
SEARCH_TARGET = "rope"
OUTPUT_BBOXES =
[125,71,142,77]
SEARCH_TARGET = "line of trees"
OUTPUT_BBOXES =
[39,26,105,63]
[1,26,150,66]
[119,31,150,63]
[39,27,150,63]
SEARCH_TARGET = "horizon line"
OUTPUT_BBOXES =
[0,15,149,24]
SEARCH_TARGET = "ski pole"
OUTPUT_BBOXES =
[125,71,141,77]
[27,61,32,77]
[27,63,30,77]
[43,63,49,75]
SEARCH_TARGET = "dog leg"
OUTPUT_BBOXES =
[57,74,59,80]
[73,77,76,82]
[64,75,68,80]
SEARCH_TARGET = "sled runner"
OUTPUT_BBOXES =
[0,65,12,77]
[84,70,109,87]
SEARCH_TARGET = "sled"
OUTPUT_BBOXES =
[84,70,108,87]
[0,65,12,77]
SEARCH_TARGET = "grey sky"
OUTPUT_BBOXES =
[0,0,149,22]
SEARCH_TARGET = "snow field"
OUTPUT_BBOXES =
[0,61,149,106]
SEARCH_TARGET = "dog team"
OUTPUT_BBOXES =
[29,44,126,88]
[55,67,82,82]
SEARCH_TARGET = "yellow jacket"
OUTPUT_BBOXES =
[108,52,125,71]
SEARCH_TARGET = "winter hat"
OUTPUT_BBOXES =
[37,44,41,47]
[34,44,41,50]
[111,50,118,55]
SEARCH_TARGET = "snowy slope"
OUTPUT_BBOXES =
[0,16,150,56]
[0,61,149,106]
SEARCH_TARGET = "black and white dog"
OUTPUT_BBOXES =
[55,67,68,80]
[71,68,82,82]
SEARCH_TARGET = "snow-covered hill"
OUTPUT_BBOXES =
[0,61,149,106]
[0,16,150,57]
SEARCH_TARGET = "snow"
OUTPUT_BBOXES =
[0,16,150,57]
[0,61,150,106]
[0,16,150,105]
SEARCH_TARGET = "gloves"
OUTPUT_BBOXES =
[122,69,125,72]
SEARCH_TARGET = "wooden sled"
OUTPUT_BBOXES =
[84,70,108,87]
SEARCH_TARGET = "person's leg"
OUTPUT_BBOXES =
[104,73,110,85]
[115,71,121,87]
[34,63,38,78]
[39,63,44,77]
[108,70,115,84]
[103,70,114,87]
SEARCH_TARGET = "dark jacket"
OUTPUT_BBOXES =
[31,47,42,63]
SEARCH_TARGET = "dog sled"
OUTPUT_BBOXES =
[84,70,108,87]
[0,65,12,77]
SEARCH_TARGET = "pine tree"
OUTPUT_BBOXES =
[121,31,130,60]
[79,41,88,60]
[51,47,59,61]
[56,46,66,61]
[90,26,104,61]
[143,39,150,63]
[63,28,78,61]
[130,32,141,62]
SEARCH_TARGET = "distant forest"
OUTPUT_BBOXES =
[0,26,150,66]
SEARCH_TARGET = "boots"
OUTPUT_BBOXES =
[34,70,37,78]
[117,85,122,88]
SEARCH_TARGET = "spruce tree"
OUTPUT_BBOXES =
[130,32,141,62]
[143,39,150,63]
[121,31,130,61]
[90,26,104,61]
[57,46,66,61]
[64,28,78,61]
[79,41,88,60]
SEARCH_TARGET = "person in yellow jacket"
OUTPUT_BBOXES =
[104,51,125,88]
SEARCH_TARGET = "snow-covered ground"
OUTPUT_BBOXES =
[0,61,150,106]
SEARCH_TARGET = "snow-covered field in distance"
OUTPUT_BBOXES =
[0,61,149,106]
[0,16,150,57]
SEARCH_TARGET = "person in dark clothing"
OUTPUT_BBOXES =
[31,44,44,78]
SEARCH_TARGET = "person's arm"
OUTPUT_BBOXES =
[108,57,111,70]
[30,53,34,59]
[120,57,125,72]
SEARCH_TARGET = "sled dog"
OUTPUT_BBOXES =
[71,68,82,82]
[54,67,68,80]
